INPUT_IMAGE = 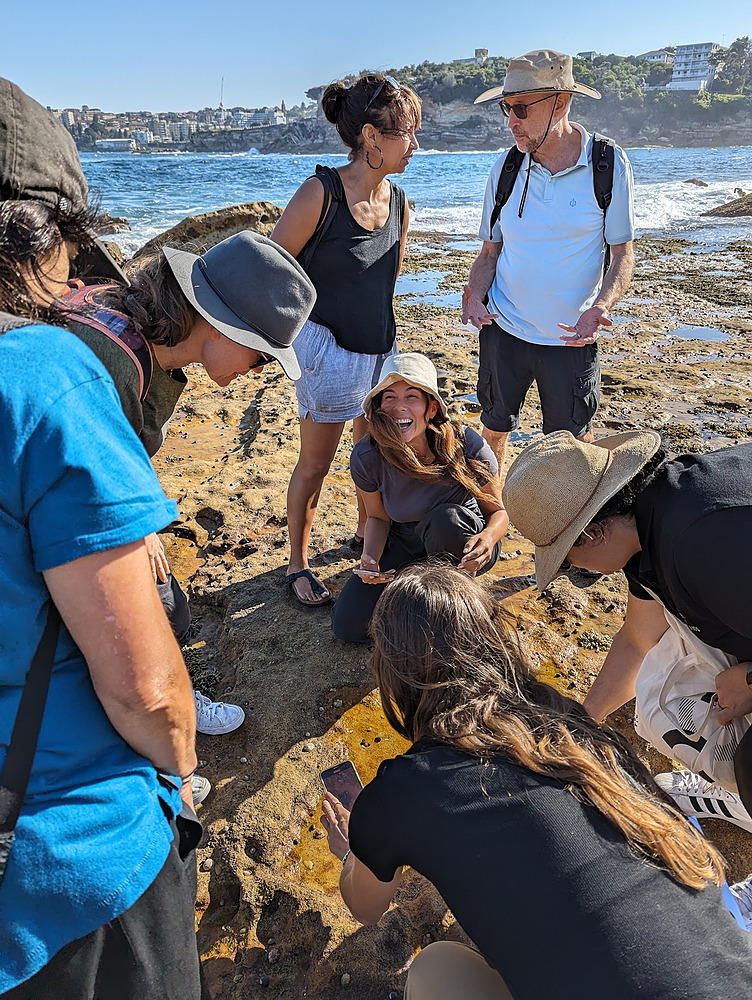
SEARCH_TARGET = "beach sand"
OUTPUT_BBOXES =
[151,232,752,999]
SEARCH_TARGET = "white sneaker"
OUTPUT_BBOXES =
[730,874,752,932]
[194,689,245,735]
[191,773,211,806]
[655,770,752,834]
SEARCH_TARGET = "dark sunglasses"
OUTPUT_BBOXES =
[365,75,401,111]
[498,94,557,119]
[253,351,275,368]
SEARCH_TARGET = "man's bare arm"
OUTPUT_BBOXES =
[461,240,502,330]
[44,539,197,780]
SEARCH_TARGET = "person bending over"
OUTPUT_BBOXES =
[331,353,508,643]
[322,563,752,1000]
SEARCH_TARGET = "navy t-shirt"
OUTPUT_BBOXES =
[350,739,752,1000]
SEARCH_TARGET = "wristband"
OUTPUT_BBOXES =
[746,663,752,691]
[341,849,352,865]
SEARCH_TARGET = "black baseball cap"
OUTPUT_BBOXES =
[0,77,125,282]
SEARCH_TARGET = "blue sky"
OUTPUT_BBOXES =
[3,0,749,112]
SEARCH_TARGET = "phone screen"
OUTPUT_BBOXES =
[321,761,363,810]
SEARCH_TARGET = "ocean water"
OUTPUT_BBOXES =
[80,145,752,259]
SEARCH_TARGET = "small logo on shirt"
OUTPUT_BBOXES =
[570,199,577,207]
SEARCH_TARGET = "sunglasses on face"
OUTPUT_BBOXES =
[365,75,401,111]
[498,94,557,119]
[253,351,275,368]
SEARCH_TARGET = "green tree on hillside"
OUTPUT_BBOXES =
[711,36,752,94]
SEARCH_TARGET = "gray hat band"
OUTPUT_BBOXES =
[197,257,283,348]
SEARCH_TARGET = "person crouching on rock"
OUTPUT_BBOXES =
[322,563,752,1000]
[331,353,508,644]
[59,232,315,795]
[502,429,752,839]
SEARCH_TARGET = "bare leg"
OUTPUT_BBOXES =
[482,428,511,474]
[352,414,369,539]
[286,415,345,603]
[578,429,594,443]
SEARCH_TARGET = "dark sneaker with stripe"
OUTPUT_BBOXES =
[655,769,752,834]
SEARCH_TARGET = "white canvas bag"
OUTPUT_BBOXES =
[634,593,751,792]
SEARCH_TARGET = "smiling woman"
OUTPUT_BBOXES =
[331,352,509,644]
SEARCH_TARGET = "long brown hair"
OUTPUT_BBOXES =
[370,562,724,890]
[369,389,497,506]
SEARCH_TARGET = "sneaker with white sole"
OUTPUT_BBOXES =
[191,773,211,806]
[194,689,245,735]
[655,769,752,834]
[730,874,752,932]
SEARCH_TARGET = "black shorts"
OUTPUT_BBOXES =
[477,322,600,436]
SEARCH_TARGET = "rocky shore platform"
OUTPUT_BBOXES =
[135,223,752,999]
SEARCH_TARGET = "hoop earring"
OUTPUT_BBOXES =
[366,146,383,170]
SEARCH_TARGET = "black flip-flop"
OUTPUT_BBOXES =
[285,568,333,607]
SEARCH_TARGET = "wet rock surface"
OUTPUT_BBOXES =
[145,231,752,998]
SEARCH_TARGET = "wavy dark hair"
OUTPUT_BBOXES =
[370,562,724,890]
[0,199,99,325]
[98,252,197,347]
[321,73,421,159]
[368,387,497,506]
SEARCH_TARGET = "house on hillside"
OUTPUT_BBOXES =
[667,42,723,91]
[638,49,675,64]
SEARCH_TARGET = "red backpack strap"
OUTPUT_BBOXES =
[65,285,153,401]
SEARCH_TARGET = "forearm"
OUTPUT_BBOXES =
[582,627,646,722]
[466,247,500,302]
[44,540,197,777]
[363,515,391,566]
[482,507,510,546]
[594,243,634,312]
[340,855,402,926]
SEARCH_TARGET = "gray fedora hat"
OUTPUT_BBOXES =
[0,77,126,283]
[474,49,601,105]
[163,231,316,380]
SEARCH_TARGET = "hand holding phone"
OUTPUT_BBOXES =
[321,761,363,810]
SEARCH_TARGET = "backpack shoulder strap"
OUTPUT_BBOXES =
[65,285,153,402]
[591,133,615,212]
[297,165,344,271]
[489,146,526,236]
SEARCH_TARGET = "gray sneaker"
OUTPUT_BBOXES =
[194,689,245,735]
[191,773,211,806]
[655,770,752,834]
[730,874,752,933]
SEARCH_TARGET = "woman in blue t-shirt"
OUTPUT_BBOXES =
[331,353,509,643]
[271,74,420,607]
[322,563,752,1000]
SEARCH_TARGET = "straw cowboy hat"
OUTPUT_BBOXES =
[474,49,601,105]
[362,352,448,419]
[502,430,661,589]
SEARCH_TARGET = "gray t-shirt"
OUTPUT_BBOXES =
[350,426,498,523]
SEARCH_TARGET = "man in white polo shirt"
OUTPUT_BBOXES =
[462,49,635,468]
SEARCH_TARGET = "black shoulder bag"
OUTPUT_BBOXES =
[297,164,345,271]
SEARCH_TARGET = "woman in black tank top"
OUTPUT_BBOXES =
[271,73,421,608]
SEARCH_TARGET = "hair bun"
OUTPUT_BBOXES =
[321,81,349,124]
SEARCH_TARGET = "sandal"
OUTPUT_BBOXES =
[285,568,333,607]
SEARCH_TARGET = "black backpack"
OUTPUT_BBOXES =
[488,134,615,268]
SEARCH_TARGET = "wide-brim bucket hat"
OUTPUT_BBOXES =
[502,429,661,590]
[0,77,126,283]
[163,231,316,380]
[362,352,448,419]
[474,49,601,105]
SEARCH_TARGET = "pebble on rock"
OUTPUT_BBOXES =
[341,973,351,986]
[302,743,314,752]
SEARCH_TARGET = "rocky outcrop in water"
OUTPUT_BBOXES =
[133,201,283,257]
[702,191,752,217]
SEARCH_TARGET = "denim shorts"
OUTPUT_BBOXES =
[293,319,397,423]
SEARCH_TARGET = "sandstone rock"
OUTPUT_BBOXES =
[133,201,283,258]
[702,192,752,218]
[684,178,708,187]
[95,212,131,234]
[100,240,125,266]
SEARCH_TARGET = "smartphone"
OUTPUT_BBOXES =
[321,761,363,810]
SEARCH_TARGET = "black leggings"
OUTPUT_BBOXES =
[331,503,500,644]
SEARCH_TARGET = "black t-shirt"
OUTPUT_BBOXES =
[349,739,752,1000]
[305,177,405,355]
[625,445,752,659]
